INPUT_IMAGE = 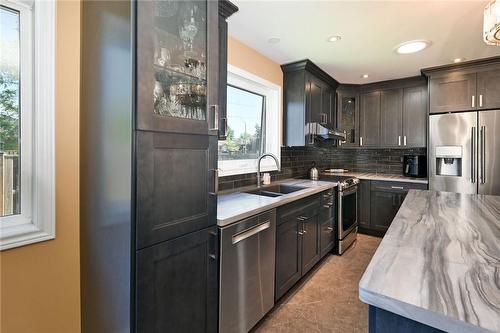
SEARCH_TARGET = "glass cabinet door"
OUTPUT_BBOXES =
[137,0,215,134]
[337,90,359,147]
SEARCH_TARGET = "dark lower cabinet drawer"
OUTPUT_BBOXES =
[136,226,218,333]
[371,180,427,192]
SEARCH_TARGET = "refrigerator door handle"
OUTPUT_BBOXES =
[471,127,476,183]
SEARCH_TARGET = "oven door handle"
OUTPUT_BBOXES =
[340,186,357,196]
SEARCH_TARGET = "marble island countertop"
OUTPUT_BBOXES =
[217,179,337,227]
[359,190,500,333]
[321,171,428,184]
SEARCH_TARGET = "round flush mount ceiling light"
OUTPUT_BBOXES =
[361,74,369,79]
[395,40,431,54]
[327,35,342,42]
[267,37,281,44]
[453,57,465,63]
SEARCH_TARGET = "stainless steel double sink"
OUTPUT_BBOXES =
[245,184,306,198]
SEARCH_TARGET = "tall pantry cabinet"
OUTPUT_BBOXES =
[80,1,233,332]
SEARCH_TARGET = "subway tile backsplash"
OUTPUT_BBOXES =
[218,146,426,191]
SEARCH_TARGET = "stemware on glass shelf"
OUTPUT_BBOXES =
[152,0,207,120]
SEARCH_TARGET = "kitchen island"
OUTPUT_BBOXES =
[359,190,500,333]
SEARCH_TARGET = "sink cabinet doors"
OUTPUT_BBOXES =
[276,192,332,301]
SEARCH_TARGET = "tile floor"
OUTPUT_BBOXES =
[253,234,382,333]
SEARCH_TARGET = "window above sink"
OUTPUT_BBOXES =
[218,65,281,177]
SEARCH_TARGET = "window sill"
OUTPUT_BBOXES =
[219,165,279,177]
[0,221,55,251]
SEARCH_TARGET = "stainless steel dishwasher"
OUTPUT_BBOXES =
[219,209,276,333]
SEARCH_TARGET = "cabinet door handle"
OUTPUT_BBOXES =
[213,168,219,194]
[209,231,218,260]
[398,136,401,146]
[210,104,219,131]
[360,136,363,146]
[479,94,483,108]
[220,117,227,137]
[323,204,332,208]
[472,95,475,108]
[403,135,407,146]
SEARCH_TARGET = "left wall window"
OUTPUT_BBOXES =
[0,0,55,250]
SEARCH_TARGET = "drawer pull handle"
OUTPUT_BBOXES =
[297,216,308,221]
[323,204,332,208]
[391,186,404,190]
[326,227,333,233]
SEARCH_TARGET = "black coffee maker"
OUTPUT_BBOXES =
[403,155,426,177]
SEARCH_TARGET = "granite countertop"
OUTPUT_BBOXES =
[322,171,428,184]
[359,190,500,333]
[217,179,337,227]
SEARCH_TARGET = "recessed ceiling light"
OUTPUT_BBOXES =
[327,35,342,42]
[453,58,465,63]
[395,40,431,54]
[362,74,369,79]
[267,37,280,44]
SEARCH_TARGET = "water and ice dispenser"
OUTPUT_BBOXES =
[435,146,462,177]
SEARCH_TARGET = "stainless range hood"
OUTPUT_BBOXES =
[311,123,346,141]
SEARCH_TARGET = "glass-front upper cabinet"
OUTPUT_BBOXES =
[336,89,359,147]
[137,0,218,134]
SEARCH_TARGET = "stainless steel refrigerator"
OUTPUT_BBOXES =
[429,110,500,195]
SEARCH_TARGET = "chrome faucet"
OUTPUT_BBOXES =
[257,153,280,188]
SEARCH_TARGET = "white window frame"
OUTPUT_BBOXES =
[0,0,55,250]
[218,65,281,177]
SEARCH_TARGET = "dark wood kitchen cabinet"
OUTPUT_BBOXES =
[319,189,336,257]
[275,194,322,301]
[360,91,381,147]
[402,85,427,147]
[136,226,218,333]
[136,131,217,249]
[476,67,500,110]
[424,59,500,113]
[357,180,428,236]
[275,211,303,300]
[337,86,360,147]
[380,89,403,147]
[282,59,339,146]
[218,1,238,139]
[428,73,476,114]
[357,78,427,149]
[80,1,230,331]
[357,180,371,232]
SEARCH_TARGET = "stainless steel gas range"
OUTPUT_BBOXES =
[320,173,360,254]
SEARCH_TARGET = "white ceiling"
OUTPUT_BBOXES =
[228,0,500,84]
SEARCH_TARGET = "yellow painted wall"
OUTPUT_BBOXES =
[0,1,81,332]
[227,36,283,89]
